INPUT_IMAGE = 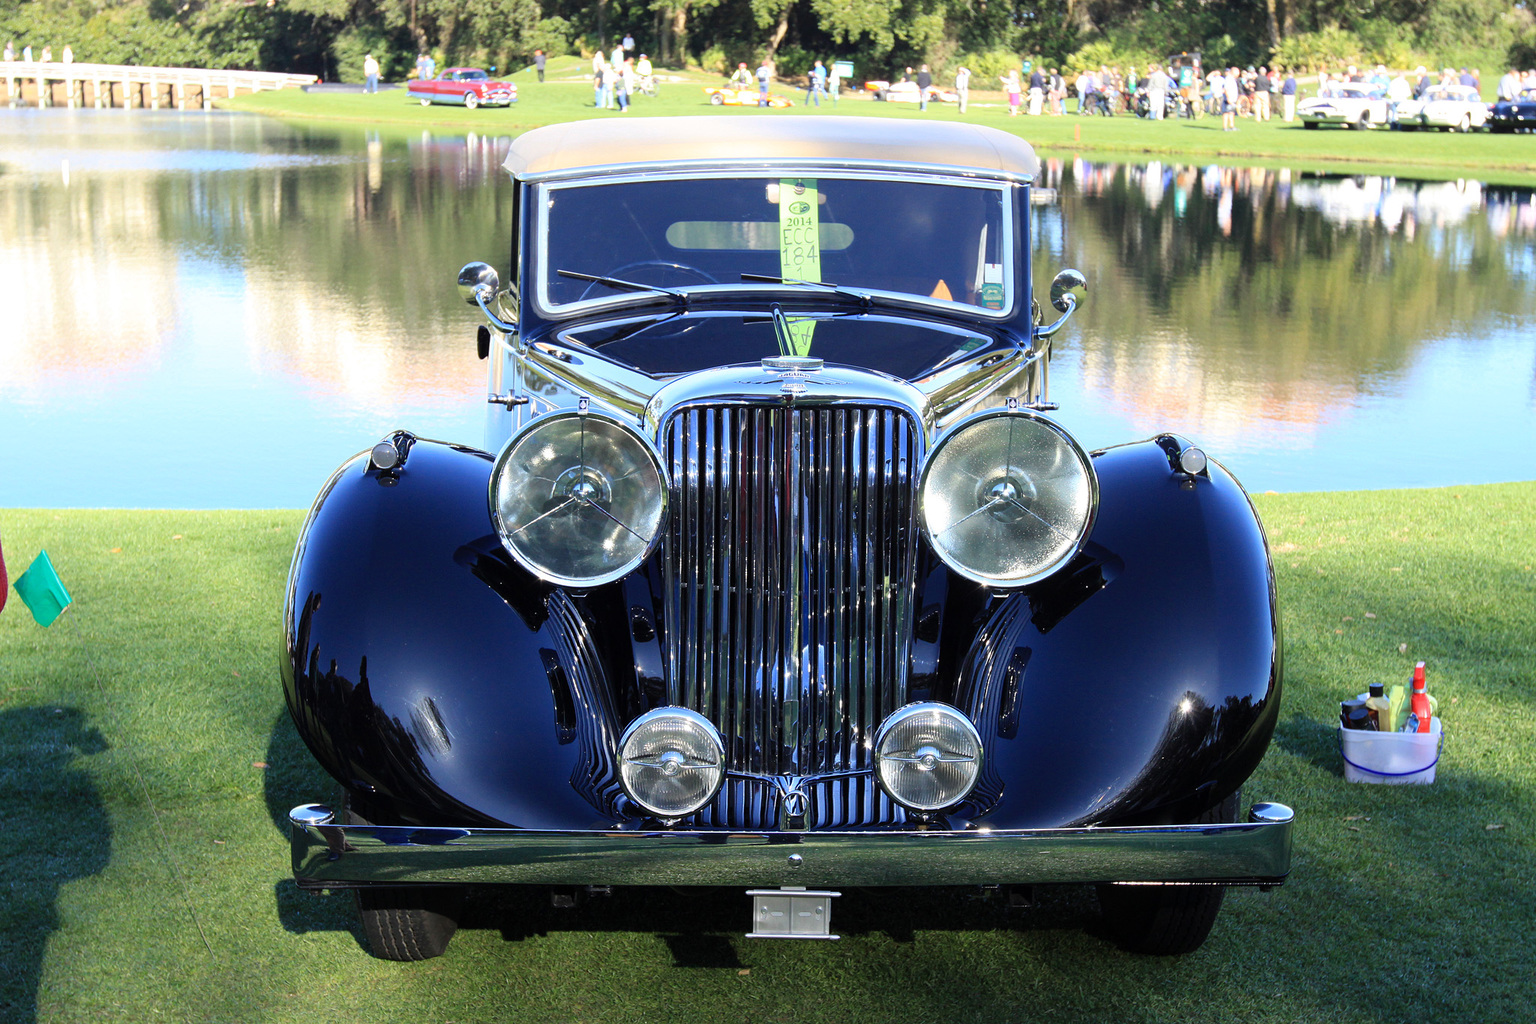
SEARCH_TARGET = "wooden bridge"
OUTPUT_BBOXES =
[2,61,318,110]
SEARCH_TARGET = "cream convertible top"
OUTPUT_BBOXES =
[504,116,1041,181]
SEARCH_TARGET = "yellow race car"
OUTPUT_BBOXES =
[704,86,794,107]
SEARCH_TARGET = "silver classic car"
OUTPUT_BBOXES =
[284,117,1293,961]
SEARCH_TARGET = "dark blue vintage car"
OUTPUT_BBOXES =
[283,116,1294,960]
[1491,87,1536,132]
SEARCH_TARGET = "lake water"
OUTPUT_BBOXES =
[2,109,1533,508]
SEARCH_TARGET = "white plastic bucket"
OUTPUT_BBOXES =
[1339,718,1442,784]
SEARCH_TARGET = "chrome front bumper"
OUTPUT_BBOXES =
[289,802,1294,890]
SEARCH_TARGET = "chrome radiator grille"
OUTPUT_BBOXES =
[661,403,921,798]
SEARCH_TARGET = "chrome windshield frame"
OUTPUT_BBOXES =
[531,168,1020,324]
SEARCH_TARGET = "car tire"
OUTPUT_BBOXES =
[464,92,479,110]
[710,92,724,105]
[1356,112,1371,130]
[355,887,463,961]
[419,97,431,107]
[1457,113,1470,133]
[345,802,464,961]
[1302,119,1318,129]
[1096,791,1240,955]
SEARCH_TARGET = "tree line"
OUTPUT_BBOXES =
[3,0,1533,88]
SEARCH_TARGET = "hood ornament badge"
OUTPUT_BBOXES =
[761,353,826,395]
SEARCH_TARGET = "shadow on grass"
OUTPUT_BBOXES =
[0,707,109,1024]
[1272,712,1343,776]
[260,710,365,946]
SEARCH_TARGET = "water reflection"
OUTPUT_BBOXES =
[1,111,511,507]
[0,111,1532,507]
[1033,158,1536,491]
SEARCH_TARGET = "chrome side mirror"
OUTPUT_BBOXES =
[458,262,517,333]
[458,262,501,306]
[1049,268,1087,313]
[1036,268,1086,341]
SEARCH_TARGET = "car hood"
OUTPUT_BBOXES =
[555,308,1015,382]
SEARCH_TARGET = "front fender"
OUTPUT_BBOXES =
[951,438,1281,828]
[282,437,631,829]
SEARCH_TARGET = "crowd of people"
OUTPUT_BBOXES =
[975,59,1536,124]
[992,62,1295,123]
[590,36,656,110]
[3,42,74,63]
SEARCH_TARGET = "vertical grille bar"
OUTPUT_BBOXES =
[662,402,920,803]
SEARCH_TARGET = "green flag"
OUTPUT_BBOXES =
[14,550,73,627]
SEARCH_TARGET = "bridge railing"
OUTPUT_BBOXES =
[1,61,319,109]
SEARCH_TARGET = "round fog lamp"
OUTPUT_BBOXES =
[919,410,1097,588]
[619,708,726,819]
[874,703,983,812]
[489,409,667,587]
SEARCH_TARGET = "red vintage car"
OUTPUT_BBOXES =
[408,68,517,109]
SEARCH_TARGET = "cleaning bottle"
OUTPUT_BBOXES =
[1386,683,1408,733]
[1409,661,1434,733]
[1364,682,1389,731]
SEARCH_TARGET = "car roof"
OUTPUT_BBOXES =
[503,116,1040,182]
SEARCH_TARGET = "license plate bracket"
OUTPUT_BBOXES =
[745,887,841,940]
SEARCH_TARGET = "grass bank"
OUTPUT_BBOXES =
[222,59,1536,185]
[2,483,1534,1022]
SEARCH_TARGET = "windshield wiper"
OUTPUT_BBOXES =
[740,273,874,309]
[557,269,688,304]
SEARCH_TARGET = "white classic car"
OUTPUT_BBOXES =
[863,80,960,103]
[1297,83,1391,129]
[1395,84,1490,132]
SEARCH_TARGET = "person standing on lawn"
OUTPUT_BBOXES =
[1147,63,1167,120]
[363,53,379,93]
[1254,66,1271,120]
[534,49,545,82]
[1002,70,1021,115]
[756,58,772,107]
[955,66,969,113]
[916,64,931,110]
[1222,67,1239,130]
[1388,69,1411,123]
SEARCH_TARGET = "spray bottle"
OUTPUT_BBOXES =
[1408,661,1435,733]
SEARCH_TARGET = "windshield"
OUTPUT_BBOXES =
[535,173,1014,316]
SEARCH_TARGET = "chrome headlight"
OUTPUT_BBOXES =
[874,703,983,812]
[918,409,1097,588]
[489,408,667,587]
[619,708,726,819]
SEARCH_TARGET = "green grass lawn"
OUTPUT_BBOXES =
[222,58,1536,185]
[3,484,1533,1022]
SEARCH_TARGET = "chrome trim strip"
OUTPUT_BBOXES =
[518,159,1035,187]
[290,803,1295,888]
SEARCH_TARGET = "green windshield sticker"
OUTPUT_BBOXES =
[778,178,820,356]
